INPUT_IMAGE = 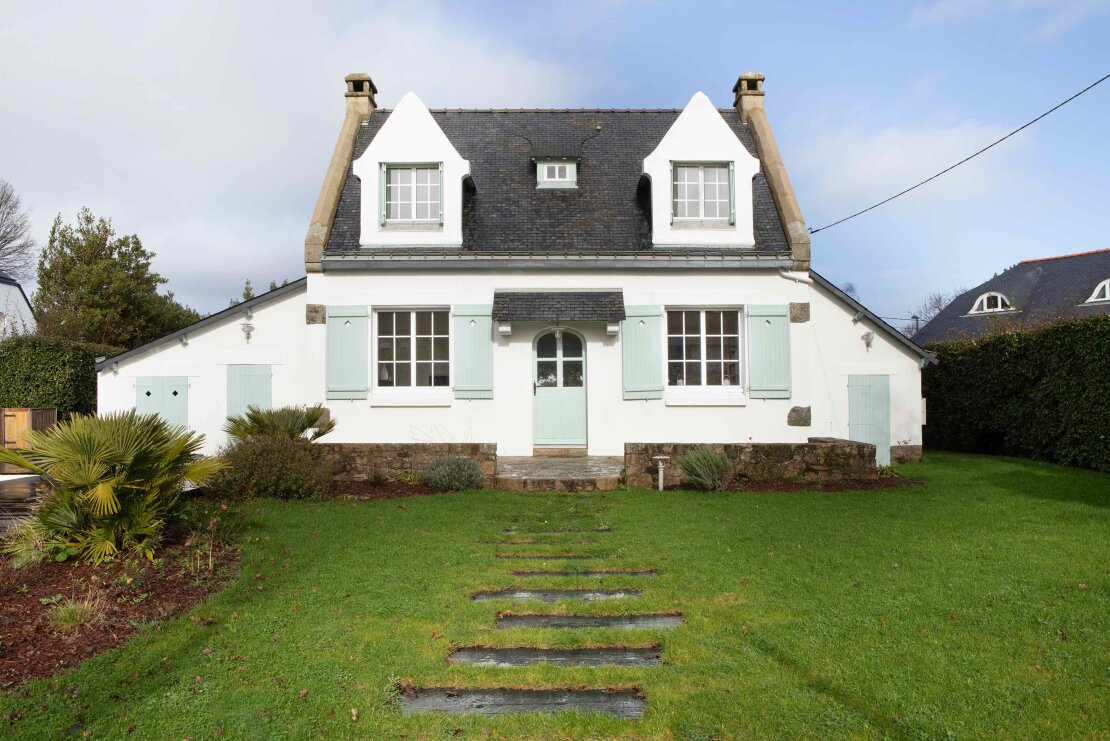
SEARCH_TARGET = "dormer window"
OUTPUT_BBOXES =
[1084,278,1110,304]
[969,291,1013,314]
[384,164,442,223]
[672,163,734,223]
[536,160,577,189]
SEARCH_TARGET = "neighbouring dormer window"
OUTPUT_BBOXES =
[969,291,1013,314]
[536,160,577,189]
[672,163,734,223]
[1084,278,1109,304]
[384,164,442,222]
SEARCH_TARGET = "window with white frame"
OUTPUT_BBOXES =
[536,160,577,187]
[385,165,441,221]
[968,291,1013,314]
[667,309,741,387]
[1084,278,1109,304]
[376,310,450,388]
[672,164,730,220]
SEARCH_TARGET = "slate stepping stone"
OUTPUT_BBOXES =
[512,568,657,577]
[399,687,645,718]
[449,646,661,667]
[495,553,600,560]
[472,588,640,603]
[496,613,684,630]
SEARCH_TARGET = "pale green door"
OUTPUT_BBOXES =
[135,376,189,428]
[534,330,587,446]
[227,364,272,418]
[848,374,891,466]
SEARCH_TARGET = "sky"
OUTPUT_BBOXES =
[1,0,1107,322]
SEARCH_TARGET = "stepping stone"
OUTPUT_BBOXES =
[503,527,613,535]
[399,687,645,718]
[496,613,684,630]
[472,588,640,603]
[495,552,600,560]
[450,646,661,667]
[512,568,657,577]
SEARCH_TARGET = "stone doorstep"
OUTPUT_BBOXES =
[399,688,645,718]
[532,447,589,458]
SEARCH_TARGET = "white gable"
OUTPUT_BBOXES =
[643,92,761,247]
[0,281,35,336]
[352,92,471,247]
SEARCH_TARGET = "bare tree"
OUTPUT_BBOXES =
[0,180,35,280]
[842,281,860,301]
[902,287,966,336]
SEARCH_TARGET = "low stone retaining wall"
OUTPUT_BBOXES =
[891,445,923,464]
[624,438,877,488]
[319,443,498,482]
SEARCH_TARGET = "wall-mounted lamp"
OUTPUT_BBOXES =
[861,331,874,350]
[606,322,620,336]
[497,322,512,336]
[241,320,255,343]
[179,334,188,348]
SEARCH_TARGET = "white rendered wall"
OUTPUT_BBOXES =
[0,283,36,336]
[98,270,924,457]
[643,92,761,247]
[352,92,471,247]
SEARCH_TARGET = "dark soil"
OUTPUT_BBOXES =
[325,479,442,500]
[0,544,238,688]
[666,477,926,493]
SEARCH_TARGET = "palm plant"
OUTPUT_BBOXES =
[223,405,336,442]
[0,411,223,565]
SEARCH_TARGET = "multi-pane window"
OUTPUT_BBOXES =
[672,164,730,219]
[377,310,449,388]
[386,166,441,221]
[667,309,741,387]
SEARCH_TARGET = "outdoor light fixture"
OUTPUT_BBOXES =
[652,455,669,491]
[498,322,512,336]
[241,320,255,343]
[861,331,874,349]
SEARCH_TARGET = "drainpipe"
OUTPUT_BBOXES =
[778,268,812,285]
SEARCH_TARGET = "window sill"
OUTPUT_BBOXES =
[671,219,733,230]
[381,222,443,232]
[664,390,746,407]
[537,181,577,190]
[370,390,453,407]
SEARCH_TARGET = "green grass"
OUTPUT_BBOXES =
[3,452,1108,739]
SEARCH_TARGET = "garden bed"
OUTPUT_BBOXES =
[0,543,238,688]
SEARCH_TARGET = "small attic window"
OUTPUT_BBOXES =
[1084,278,1110,304]
[536,160,577,189]
[968,291,1013,314]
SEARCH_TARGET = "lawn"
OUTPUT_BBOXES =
[3,451,1108,739]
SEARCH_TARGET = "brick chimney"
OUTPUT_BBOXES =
[732,72,810,272]
[304,73,378,272]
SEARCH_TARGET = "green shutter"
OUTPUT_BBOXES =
[379,163,387,226]
[136,376,188,427]
[668,163,674,225]
[622,306,663,400]
[728,161,736,225]
[326,306,368,400]
[227,364,272,418]
[438,162,445,225]
[747,305,791,399]
[849,375,891,466]
[452,305,493,399]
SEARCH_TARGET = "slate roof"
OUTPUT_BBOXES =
[492,291,626,323]
[324,109,790,257]
[913,249,1110,344]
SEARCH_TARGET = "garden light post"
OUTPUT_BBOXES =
[652,455,669,491]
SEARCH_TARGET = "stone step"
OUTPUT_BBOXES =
[399,687,645,718]
[531,447,588,458]
[492,476,621,492]
[494,552,601,560]
[449,646,661,667]
[512,568,657,577]
[495,613,684,630]
[472,588,641,603]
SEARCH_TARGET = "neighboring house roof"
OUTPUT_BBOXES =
[95,279,308,371]
[324,109,790,258]
[913,248,1110,345]
[0,269,35,320]
[492,291,627,323]
[809,271,934,363]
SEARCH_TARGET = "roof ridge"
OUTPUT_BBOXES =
[1019,248,1110,264]
[425,108,688,113]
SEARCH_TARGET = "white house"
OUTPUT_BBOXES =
[0,271,35,336]
[97,73,932,470]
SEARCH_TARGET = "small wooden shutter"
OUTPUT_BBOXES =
[622,306,664,400]
[136,377,189,427]
[379,163,388,226]
[849,375,891,466]
[227,364,273,418]
[747,305,791,399]
[452,305,493,399]
[326,306,368,400]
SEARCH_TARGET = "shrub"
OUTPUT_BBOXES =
[211,433,331,500]
[0,335,122,418]
[423,455,484,491]
[224,405,335,443]
[923,316,1110,471]
[677,446,734,491]
[48,592,108,633]
[0,412,223,565]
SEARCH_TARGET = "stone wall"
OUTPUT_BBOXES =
[891,445,923,464]
[624,438,877,488]
[319,443,497,482]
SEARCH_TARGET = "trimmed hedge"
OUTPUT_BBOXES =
[0,335,121,418]
[922,316,1110,471]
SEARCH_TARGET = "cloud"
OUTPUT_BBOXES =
[910,0,1110,39]
[0,1,586,312]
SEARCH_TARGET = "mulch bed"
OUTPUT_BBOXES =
[666,477,926,492]
[325,479,443,500]
[0,543,238,688]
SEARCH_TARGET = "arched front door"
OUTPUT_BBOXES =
[533,329,587,446]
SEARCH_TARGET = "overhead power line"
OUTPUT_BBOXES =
[808,72,1110,235]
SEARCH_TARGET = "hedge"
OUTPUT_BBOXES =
[922,315,1110,472]
[0,335,121,418]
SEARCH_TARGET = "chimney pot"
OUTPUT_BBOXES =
[344,73,377,104]
[733,72,765,107]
